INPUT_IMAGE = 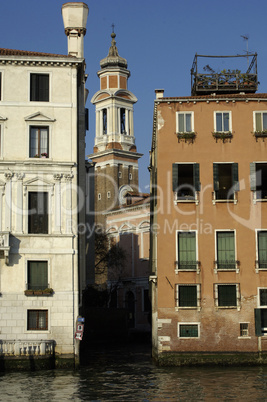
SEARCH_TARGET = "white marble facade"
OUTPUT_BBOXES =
[0,3,88,358]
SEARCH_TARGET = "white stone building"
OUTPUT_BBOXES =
[0,2,89,363]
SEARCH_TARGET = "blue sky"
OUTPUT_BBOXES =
[1,0,267,191]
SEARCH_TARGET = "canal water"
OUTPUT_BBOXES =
[1,342,267,401]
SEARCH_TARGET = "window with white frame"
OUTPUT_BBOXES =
[214,284,240,308]
[213,162,239,200]
[240,323,249,337]
[254,111,267,132]
[176,231,198,271]
[176,112,194,133]
[27,309,48,330]
[172,163,200,200]
[250,163,267,200]
[0,72,2,101]
[215,231,237,270]
[29,126,49,158]
[107,191,111,199]
[98,193,101,200]
[178,322,200,338]
[30,73,49,102]
[27,261,48,290]
[256,231,267,269]
[175,284,200,308]
[255,288,267,336]
[214,111,231,132]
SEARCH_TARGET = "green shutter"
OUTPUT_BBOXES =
[213,163,219,191]
[178,232,196,269]
[218,285,236,306]
[217,232,235,269]
[193,163,200,191]
[255,308,262,336]
[232,163,239,191]
[258,232,267,268]
[179,285,197,307]
[250,162,256,191]
[28,261,48,290]
[172,164,179,191]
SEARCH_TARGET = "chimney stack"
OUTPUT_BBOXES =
[62,2,89,58]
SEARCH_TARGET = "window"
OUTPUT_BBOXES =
[98,193,101,200]
[254,112,267,132]
[214,112,231,132]
[176,231,198,271]
[107,191,111,199]
[129,173,132,181]
[27,310,48,330]
[28,192,48,234]
[30,126,49,158]
[257,231,267,269]
[240,323,249,337]
[30,73,49,101]
[255,288,267,336]
[215,284,240,308]
[213,163,239,200]
[172,163,200,200]
[178,323,199,338]
[118,171,122,178]
[177,112,194,133]
[27,261,48,290]
[0,72,1,101]
[120,108,126,134]
[102,108,107,134]
[216,231,236,270]
[175,284,200,308]
[250,163,267,199]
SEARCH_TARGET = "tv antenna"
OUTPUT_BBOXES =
[241,34,249,68]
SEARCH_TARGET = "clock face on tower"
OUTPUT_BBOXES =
[119,184,133,205]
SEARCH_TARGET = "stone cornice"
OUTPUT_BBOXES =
[0,58,83,68]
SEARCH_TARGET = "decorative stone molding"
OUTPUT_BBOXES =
[64,173,74,182]
[53,173,62,181]
[16,173,24,181]
[4,172,13,181]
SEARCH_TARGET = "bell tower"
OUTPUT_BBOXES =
[89,31,142,226]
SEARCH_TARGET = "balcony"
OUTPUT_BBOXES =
[0,231,10,265]
[191,54,258,95]
[0,340,55,356]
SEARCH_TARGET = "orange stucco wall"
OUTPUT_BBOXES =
[154,96,267,353]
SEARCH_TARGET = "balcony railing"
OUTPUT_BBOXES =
[214,260,240,272]
[191,54,258,95]
[0,340,55,356]
[175,261,200,273]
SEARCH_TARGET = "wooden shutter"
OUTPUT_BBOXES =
[172,164,179,191]
[254,308,262,336]
[213,163,219,191]
[232,163,239,191]
[250,162,256,191]
[193,163,200,191]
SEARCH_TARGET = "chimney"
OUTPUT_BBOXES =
[62,2,89,58]
[155,89,164,99]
